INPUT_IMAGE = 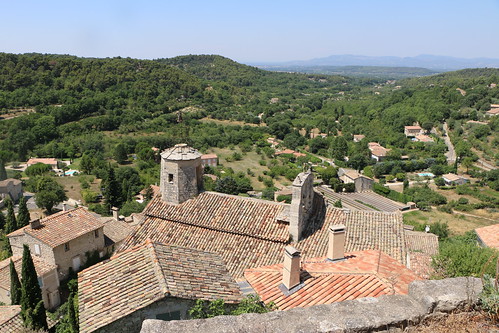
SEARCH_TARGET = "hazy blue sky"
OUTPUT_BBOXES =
[2,0,499,62]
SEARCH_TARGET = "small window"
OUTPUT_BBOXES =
[94,230,99,238]
[34,244,41,256]
[168,174,174,183]
[64,242,70,252]
[156,311,180,321]
[37,277,43,287]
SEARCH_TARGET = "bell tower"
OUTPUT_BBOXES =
[160,144,203,204]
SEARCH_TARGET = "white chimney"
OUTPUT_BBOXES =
[62,203,68,212]
[112,207,119,221]
[282,246,301,290]
[327,224,346,261]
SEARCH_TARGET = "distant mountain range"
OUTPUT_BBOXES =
[251,54,499,72]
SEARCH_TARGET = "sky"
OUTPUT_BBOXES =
[2,0,499,63]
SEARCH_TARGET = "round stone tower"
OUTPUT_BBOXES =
[160,144,203,204]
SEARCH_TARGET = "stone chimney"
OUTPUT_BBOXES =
[327,224,346,261]
[160,144,203,204]
[62,203,68,212]
[112,207,119,221]
[282,246,301,290]
[289,172,314,241]
[30,219,42,230]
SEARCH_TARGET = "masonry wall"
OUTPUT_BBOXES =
[160,159,202,204]
[95,297,195,333]
[354,177,373,192]
[141,277,483,333]
[9,234,55,265]
[52,227,105,279]
[289,172,314,241]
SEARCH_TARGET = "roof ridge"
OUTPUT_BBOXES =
[145,240,170,297]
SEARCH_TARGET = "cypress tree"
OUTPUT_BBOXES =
[104,166,121,208]
[9,259,21,305]
[5,198,17,233]
[16,196,30,228]
[0,161,7,181]
[0,211,5,230]
[20,244,47,330]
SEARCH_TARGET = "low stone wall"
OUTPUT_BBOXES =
[140,277,483,333]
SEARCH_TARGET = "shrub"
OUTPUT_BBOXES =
[479,275,499,322]
[276,194,291,203]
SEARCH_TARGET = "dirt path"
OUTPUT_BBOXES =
[443,122,456,164]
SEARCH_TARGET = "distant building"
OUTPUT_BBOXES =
[442,173,468,186]
[485,107,499,116]
[475,224,499,250]
[353,135,365,142]
[78,241,242,333]
[338,168,374,192]
[404,125,423,137]
[266,137,279,148]
[0,179,22,203]
[201,154,218,167]
[26,158,58,168]
[368,143,390,162]
[275,149,296,156]
[413,135,434,143]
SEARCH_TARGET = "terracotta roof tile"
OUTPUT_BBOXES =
[78,241,241,333]
[476,224,499,249]
[245,250,420,310]
[0,306,23,332]
[8,207,104,248]
[102,219,135,246]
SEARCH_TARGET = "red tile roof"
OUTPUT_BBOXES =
[405,126,422,130]
[119,193,410,279]
[201,154,218,159]
[8,207,104,248]
[0,306,23,332]
[475,224,499,249]
[245,250,421,310]
[275,149,296,155]
[79,241,241,333]
[404,231,439,279]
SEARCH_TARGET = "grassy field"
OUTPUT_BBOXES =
[199,117,265,127]
[55,176,102,202]
[403,209,498,236]
[207,147,291,191]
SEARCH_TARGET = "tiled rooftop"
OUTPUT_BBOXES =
[0,179,22,187]
[0,256,57,291]
[78,241,241,333]
[120,194,410,279]
[404,230,439,279]
[8,207,104,248]
[102,218,135,247]
[0,306,23,332]
[475,224,499,249]
[244,250,421,310]
[160,144,201,161]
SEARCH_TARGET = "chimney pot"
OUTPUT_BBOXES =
[111,207,119,221]
[327,224,346,261]
[282,246,301,290]
[30,219,42,230]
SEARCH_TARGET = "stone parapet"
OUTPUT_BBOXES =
[140,277,483,333]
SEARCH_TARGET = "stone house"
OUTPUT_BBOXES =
[338,168,374,192]
[200,154,218,167]
[7,207,106,280]
[442,173,468,186]
[0,179,23,204]
[353,134,365,142]
[0,255,60,309]
[368,142,390,162]
[78,241,241,333]
[118,144,437,282]
[404,125,423,137]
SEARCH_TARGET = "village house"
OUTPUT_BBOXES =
[404,125,423,137]
[266,137,279,148]
[475,224,499,250]
[338,168,374,192]
[244,227,421,310]
[485,107,499,116]
[442,173,468,186]
[0,255,60,309]
[78,241,242,333]
[353,134,365,142]
[26,158,58,168]
[413,134,434,143]
[0,178,23,203]
[0,305,56,331]
[200,153,218,167]
[7,207,106,280]
[116,144,437,284]
[368,142,390,162]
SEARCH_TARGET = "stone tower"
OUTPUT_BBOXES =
[160,144,203,204]
[289,171,314,241]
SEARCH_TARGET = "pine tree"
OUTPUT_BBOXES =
[0,161,7,181]
[9,259,21,305]
[20,244,47,330]
[4,198,17,233]
[17,196,30,228]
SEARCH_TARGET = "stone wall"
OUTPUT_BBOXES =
[289,172,314,241]
[95,297,194,333]
[140,277,483,333]
[160,159,201,205]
